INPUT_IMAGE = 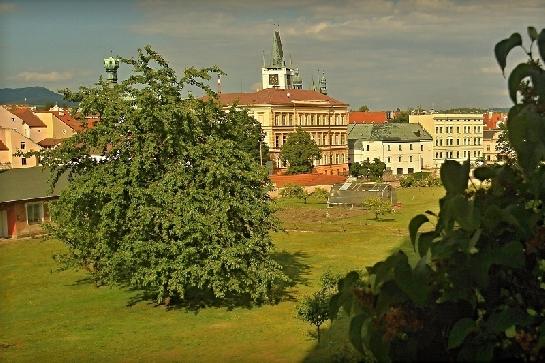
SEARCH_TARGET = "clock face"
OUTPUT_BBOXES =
[269,74,279,86]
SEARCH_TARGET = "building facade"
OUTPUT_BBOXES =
[409,113,484,168]
[348,123,434,175]
[217,89,349,175]
[0,167,68,239]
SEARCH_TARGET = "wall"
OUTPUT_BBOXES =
[0,199,53,239]
[35,112,76,139]
[0,128,41,168]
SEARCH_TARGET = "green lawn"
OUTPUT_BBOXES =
[0,187,444,362]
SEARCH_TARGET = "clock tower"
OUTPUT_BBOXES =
[261,31,298,90]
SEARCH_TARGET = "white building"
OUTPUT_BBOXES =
[348,123,434,175]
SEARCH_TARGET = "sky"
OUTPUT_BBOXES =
[0,0,543,110]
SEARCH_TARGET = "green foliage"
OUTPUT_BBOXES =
[279,184,308,203]
[297,271,342,342]
[311,187,330,202]
[350,158,386,180]
[399,172,441,187]
[357,105,369,112]
[279,127,321,174]
[390,111,409,123]
[33,46,287,305]
[330,27,545,361]
[361,197,394,220]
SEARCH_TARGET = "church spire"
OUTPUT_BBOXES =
[271,31,284,68]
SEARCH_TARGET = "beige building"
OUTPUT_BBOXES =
[0,128,42,169]
[409,113,484,168]
[34,112,76,146]
[348,123,434,175]
[483,129,504,164]
[217,88,349,175]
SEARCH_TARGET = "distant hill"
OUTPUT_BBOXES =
[0,87,76,106]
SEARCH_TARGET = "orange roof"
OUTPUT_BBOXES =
[0,139,8,151]
[214,88,348,107]
[483,112,506,130]
[349,111,388,124]
[10,108,46,128]
[52,112,83,132]
[270,173,346,187]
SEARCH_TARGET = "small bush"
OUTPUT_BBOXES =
[361,197,394,220]
[279,184,305,198]
[311,187,330,201]
[400,173,441,187]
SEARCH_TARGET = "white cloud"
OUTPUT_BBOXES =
[0,2,17,14]
[14,71,74,82]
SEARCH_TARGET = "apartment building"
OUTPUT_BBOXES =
[409,114,484,168]
[348,123,434,175]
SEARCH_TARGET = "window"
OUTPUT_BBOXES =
[366,145,370,151]
[409,155,413,162]
[410,144,413,150]
[398,156,402,162]
[282,134,287,145]
[21,157,27,166]
[282,114,286,126]
[20,141,26,150]
[26,202,43,224]
[274,114,279,126]
[457,151,460,158]
[457,127,459,133]
[398,145,402,151]
[387,156,391,163]
[421,145,424,151]
[275,135,280,148]
[457,139,460,145]
[387,145,391,151]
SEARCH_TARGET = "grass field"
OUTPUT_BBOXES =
[0,187,444,362]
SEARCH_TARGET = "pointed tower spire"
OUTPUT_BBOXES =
[271,31,284,68]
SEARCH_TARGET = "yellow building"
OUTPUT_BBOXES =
[409,113,484,168]
[34,112,76,144]
[217,88,349,175]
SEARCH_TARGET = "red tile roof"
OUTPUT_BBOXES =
[10,108,46,128]
[0,139,8,151]
[38,138,62,147]
[270,173,346,187]
[349,111,388,124]
[51,112,84,132]
[483,112,506,130]
[214,88,348,107]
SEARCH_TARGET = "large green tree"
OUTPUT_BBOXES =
[37,46,287,305]
[279,127,321,174]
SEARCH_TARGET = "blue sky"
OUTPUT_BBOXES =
[1,0,544,109]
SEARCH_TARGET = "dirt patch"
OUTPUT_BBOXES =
[276,206,364,231]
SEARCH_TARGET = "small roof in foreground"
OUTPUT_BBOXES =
[214,88,348,107]
[38,138,62,147]
[0,167,68,203]
[348,123,433,143]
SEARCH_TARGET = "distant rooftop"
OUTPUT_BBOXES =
[348,123,433,143]
[213,88,348,107]
[348,111,388,124]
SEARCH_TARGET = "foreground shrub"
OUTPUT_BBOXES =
[330,27,545,361]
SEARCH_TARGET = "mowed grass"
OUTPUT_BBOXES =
[0,187,444,362]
